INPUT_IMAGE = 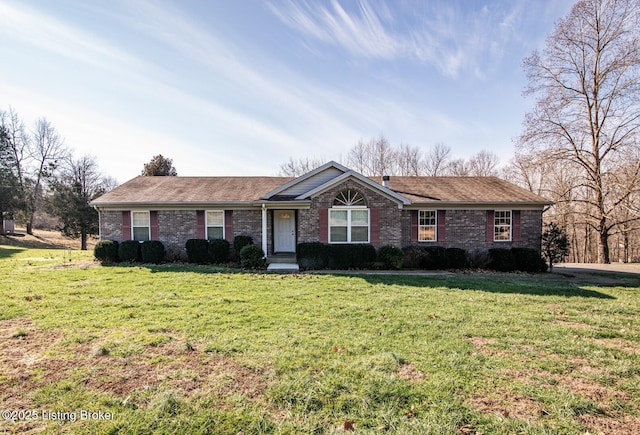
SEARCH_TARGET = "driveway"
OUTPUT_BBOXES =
[554,262,640,276]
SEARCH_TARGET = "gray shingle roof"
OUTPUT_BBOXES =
[91,174,549,207]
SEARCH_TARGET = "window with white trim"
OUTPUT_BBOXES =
[329,189,369,243]
[494,210,512,241]
[418,210,437,241]
[206,210,224,240]
[132,211,150,241]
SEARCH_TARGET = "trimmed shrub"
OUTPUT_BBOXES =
[233,235,253,254]
[511,248,547,273]
[402,246,427,269]
[240,244,265,268]
[326,244,376,269]
[487,248,515,272]
[94,240,119,263]
[185,239,210,264]
[209,239,230,264]
[119,240,141,262]
[423,246,448,270]
[446,248,467,269]
[297,242,328,270]
[378,245,404,269]
[141,240,165,264]
[467,249,490,269]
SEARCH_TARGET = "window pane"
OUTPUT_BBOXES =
[330,210,348,226]
[494,225,511,241]
[351,210,369,226]
[330,227,348,242]
[351,227,369,242]
[207,227,223,240]
[132,212,149,226]
[419,227,436,241]
[207,211,224,226]
[419,210,435,226]
[133,227,149,241]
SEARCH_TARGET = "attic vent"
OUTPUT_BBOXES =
[333,189,366,206]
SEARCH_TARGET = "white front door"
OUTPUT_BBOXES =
[274,210,296,253]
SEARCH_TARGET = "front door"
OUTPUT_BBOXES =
[274,210,296,253]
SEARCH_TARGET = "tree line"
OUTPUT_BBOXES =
[279,138,501,178]
[0,107,178,249]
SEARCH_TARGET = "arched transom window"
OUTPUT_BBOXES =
[329,189,369,243]
[333,189,366,207]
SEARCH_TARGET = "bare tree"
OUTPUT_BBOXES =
[423,143,451,176]
[395,143,423,176]
[447,158,472,176]
[27,118,68,234]
[346,135,397,177]
[467,150,499,176]
[278,156,327,177]
[519,0,640,263]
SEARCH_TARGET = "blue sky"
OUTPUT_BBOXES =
[0,0,574,182]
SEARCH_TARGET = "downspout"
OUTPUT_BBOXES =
[94,206,102,240]
[261,204,268,258]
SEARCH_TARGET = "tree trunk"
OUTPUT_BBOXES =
[81,231,87,251]
[598,227,610,264]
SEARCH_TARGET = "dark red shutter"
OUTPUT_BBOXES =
[410,210,418,242]
[486,210,494,242]
[437,210,446,242]
[512,210,521,242]
[196,210,205,239]
[319,208,328,243]
[150,211,159,240]
[122,211,131,241]
[370,208,380,245]
[224,210,234,242]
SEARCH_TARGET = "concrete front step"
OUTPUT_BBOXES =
[267,254,297,264]
[267,262,300,272]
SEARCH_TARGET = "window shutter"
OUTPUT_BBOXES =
[370,208,380,245]
[512,210,521,242]
[410,210,418,242]
[437,210,446,242]
[319,208,328,243]
[486,210,494,242]
[122,211,131,241]
[224,210,234,242]
[196,210,205,239]
[150,211,159,240]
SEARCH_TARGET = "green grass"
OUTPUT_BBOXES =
[1,246,639,434]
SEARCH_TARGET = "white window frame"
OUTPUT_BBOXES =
[494,210,512,242]
[418,210,437,242]
[205,210,225,240]
[329,207,370,244]
[131,210,150,242]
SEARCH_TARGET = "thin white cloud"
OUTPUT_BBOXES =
[269,0,530,78]
[0,1,142,73]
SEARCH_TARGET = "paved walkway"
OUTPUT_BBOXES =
[554,263,640,275]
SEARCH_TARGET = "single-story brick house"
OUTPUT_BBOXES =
[91,161,550,262]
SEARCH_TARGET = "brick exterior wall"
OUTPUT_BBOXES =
[400,209,543,252]
[298,179,403,249]
[98,189,543,259]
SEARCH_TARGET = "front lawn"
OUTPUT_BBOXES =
[1,246,639,434]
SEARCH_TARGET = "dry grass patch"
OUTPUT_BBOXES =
[0,317,269,413]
